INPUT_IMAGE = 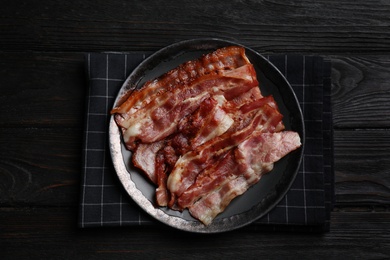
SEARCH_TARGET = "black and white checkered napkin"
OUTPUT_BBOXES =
[79,52,333,232]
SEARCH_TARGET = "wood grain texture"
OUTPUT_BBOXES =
[334,129,390,205]
[1,0,389,53]
[331,55,390,128]
[0,128,82,206]
[0,52,85,128]
[0,207,389,259]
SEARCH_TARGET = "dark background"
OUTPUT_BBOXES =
[1,0,389,258]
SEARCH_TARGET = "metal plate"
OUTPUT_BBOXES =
[109,38,304,233]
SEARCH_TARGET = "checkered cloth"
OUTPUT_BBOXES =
[79,52,333,232]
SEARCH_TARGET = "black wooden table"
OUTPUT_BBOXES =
[1,1,389,258]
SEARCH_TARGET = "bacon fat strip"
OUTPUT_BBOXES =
[188,131,302,225]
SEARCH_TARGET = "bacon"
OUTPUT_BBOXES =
[131,94,274,187]
[133,96,234,206]
[185,97,234,150]
[237,131,302,165]
[167,100,284,206]
[131,97,232,173]
[122,91,210,150]
[132,140,165,184]
[177,150,239,209]
[111,46,251,122]
[117,64,258,150]
[188,131,301,225]
[227,86,262,110]
[189,176,252,226]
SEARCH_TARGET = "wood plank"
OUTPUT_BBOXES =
[334,129,390,205]
[1,52,390,128]
[331,55,390,128]
[1,0,389,53]
[0,52,85,128]
[0,128,82,206]
[0,207,389,259]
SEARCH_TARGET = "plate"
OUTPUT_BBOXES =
[109,38,305,233]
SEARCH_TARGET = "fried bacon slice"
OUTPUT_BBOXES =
[132,140,165,184]
[111,46,250,117]
[111,46,301,225]
[188,131,301,225]
[166,100,284,207]
[116,64,258,150]
[146,97,234,207]
[131,94,275,188]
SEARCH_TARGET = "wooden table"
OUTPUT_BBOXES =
[1,1,389,258]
